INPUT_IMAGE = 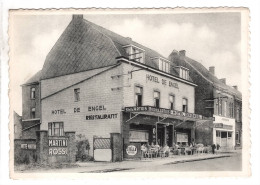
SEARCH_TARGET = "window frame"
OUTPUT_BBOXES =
[31,107,36,118]
[169,94,175,110]
[153,90,160,108]
[182,98,188,112]
[74,88,80,102]
[48,122,64,137]
[134,85,143,107]
[31,87,36,99]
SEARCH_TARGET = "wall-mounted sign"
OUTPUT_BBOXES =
[48,139,68,155]
[51,109,66,114]
[86,113,118,120]
[146,74,179,89]
[214,123,233,130]
[126,145,138,156]
[176,133,188,143]
[21,143,36,150]
[124,106,214,121]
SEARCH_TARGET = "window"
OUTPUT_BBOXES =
[14,125,17,133]
[236,131,240,143]
[216,130,221,137]
[169,95,175,110]
[182,98,188,112]
[48,122,64,136]
[31,107,36,118]
[215,99,219,115]
[218,98,222,116]
[154,91,160,108]
[158,58,170,73]
[124,45,145,63]
[74,88,80,102]
[135,86,143,106]
[223,101,227,116]
[31,87,36,99]
[236,107,241,121]
[177,67,189,80]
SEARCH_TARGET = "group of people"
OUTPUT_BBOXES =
[141,142,170,158]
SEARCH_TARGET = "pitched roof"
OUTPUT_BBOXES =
[40,16,180,80]
[170,54,242,100]
[23,70,42,85]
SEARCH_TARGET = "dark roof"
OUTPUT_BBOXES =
[40,16,179,80]
[24,70,42,85]
[174,55,242,100]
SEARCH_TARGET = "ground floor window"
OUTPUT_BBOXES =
[48,122,64,136]
[236,131,240,144]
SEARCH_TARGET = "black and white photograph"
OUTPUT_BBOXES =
[8,9,250,177]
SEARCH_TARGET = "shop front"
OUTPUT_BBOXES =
[122,106,214,159]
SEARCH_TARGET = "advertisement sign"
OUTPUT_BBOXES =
[176,133,188,143]
[124,106,214,121]
[48,138,68,155]
[124,143,141,159]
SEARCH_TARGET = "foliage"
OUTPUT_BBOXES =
[75,134,93,161]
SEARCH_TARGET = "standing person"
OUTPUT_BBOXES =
[211,143,216,154]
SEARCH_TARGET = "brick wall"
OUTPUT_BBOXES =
[41,65,123,156]
[22,83,41,120]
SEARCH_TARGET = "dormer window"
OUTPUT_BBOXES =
[175,66,189,80]
[152,57,170,73]
[123,45,145,63]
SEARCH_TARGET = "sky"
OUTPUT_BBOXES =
[9,12,242,115]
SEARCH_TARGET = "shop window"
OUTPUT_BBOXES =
[48,122,64,136]
[31,87,36,99]
[182,98,188,112]
[135,86,143,106]
[31,107,36,118]
[169,95,175,110]
[228,132,232,138]
[154,91,160,108]
[74,88,80,102]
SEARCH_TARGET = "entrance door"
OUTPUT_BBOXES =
[227,132,233,148]
[221,132,227,147]
[157,128,164,146]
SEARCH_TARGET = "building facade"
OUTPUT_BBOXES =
[169,50,242,149]
[20,15,218,159]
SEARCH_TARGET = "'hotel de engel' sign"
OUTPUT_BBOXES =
[124,106,215,121]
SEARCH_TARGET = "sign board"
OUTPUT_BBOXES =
[124,143,141,159]
[124,106,214,121]
[48,138,68,155]
[176,133,188,143]
[129,130,149,142]
[214,123,233,130]
[21,143,36,150]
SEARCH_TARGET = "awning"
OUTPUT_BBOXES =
[123,106,214,122]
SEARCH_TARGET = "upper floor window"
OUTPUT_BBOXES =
[229,102,234,118]
[175,66,189,80]
[74,88,80,102]
[14,125,17,133]
[169,95,175,110]
[182,98,188,112]
[218,98,222,116]
[48,122,64,136]
[124,45,145,63]
[236,107,241,122]
[154,91,160,108]
[158,58,170,73]
[31,87,36,99]
[31,107,36,118]
[223,101,227,117]
[135,86,143,106]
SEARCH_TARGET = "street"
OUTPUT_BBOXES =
[125,152,242,172]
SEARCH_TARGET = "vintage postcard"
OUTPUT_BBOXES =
[8,8,250,179]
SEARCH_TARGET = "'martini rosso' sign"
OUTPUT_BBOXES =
[48,139,68,155]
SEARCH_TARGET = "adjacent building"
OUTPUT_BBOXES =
[19,15,241,160]
[169,50,242,149]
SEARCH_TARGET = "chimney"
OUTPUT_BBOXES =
[179,50,186,57]
[233,85,238,90]
[220,78,226,84]
[171,50,179,56]
[209,66,215,75]
[73,14,83,20]
[126,37,132,41]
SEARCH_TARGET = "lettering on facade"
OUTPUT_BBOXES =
[126,145,137,156]
[51,109,66,114]
[124,106,214,121]
[48,139,68,156]
[86,113,118,120]
[74,107,80,113]
[88,105,106,111]
[146,74,179,89]
[21,143,36,150]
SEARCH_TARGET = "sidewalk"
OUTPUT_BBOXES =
[19,150,240,173]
